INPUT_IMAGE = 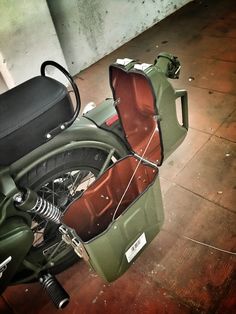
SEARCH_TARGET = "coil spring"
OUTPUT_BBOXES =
[32,196,62,224]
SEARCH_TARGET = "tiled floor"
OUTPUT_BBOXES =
[1,0,236,313]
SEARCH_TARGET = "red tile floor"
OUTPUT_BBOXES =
[1,0,236,313]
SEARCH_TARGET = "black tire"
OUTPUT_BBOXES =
[18,147,108,279]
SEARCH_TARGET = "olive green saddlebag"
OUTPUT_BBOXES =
[62,58,188,282]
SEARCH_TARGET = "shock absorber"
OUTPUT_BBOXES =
[14,189,62,224]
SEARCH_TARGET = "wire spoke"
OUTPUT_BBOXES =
[31,170,95,247]
[30,152,113,249]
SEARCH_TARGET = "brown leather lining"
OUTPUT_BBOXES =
[62,156,158,242]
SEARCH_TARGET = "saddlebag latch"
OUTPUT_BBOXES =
[59,225,89,261]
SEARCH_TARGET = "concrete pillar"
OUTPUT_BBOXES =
[0,0,68,90]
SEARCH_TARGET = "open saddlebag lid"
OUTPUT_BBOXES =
[62,58,187,282]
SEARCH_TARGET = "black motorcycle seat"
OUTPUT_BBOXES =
[0,76,74,166]
[0,76,69,138]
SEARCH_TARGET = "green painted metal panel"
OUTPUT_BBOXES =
[142,64,188,160]
[84,176,164,282]
[0,217,33,293]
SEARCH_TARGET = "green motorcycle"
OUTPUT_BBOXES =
[0,53,188,309]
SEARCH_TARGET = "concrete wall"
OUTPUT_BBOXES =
[0,73,8,94]
[0,0,192,91]
[0,0,67,90]
[47,0,192,75]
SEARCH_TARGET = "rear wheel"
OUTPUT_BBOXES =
[17,147,111,280]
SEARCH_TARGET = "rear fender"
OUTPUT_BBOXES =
[8,106,128,182]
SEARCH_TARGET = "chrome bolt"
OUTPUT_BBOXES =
[13,192,23,203]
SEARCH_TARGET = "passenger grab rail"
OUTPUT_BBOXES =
[41,61,81,139]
